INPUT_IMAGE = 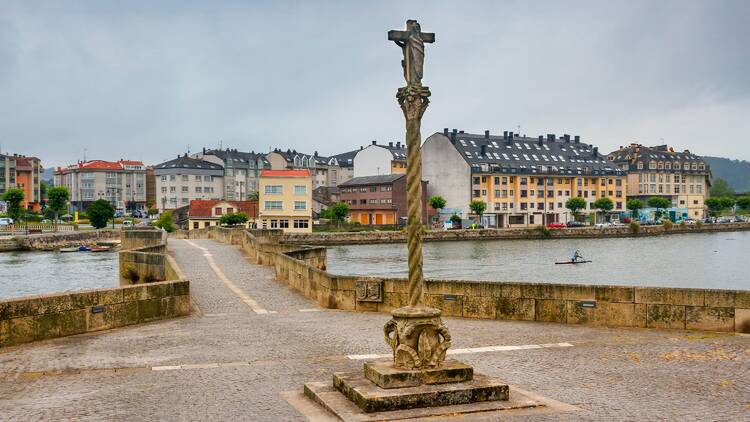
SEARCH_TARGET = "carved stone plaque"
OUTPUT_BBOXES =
[356,281,383,302]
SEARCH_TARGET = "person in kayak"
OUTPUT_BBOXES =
[572,250,584,262]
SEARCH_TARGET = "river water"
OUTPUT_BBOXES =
[0,251,119,299]
[327,231,750,290]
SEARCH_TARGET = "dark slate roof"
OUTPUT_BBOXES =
[154,154,223,170]
[440,131,622,176]
[607,144,709,172]
[270,148,338,166]
[203,148,269,166]
[330,149,359,168]
[339,174,404,186]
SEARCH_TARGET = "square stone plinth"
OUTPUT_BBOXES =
[363,359,473,389]
[330,370,509,413]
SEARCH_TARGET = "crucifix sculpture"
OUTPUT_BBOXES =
[383,20,451,370]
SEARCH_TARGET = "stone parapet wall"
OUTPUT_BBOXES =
[14,230,120,251]
[280,222,750,245]
[0,280,190,348]
[120,228,166,250]
[203,226,750,334]
[0,238,20,252]
[119,229,173,285]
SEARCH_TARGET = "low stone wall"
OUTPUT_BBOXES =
[119,229,174,285]
[120,228,166,250]
[280,222,750,245]
[0,280,190,348]
[14,230,120,251]
[203,226,750,334]
[0,237,20,252]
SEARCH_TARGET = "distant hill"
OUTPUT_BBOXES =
[704,156,750,193]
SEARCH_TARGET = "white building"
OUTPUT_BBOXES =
[352,141,407,178]
[154,154,225,212]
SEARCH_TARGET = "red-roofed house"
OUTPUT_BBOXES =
[174,200,258,230]
[55,159,146,213]
[258,169,312,232]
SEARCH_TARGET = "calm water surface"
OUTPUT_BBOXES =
[1,251,119,299]
[327,231,750,290]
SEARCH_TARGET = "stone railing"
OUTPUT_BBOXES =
[279,222,750,245]
[0,224,76,235]
[0,228,190,348]
[200,226,750,334]
[14,229,120,251]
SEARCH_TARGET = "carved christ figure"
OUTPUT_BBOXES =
[389,20,435,85]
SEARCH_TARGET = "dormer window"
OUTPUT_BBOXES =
[637,162,644,170]
[657,162,664,170]
[649,161,656,169]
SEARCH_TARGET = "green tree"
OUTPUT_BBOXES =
[87,199,115,229]
[147,207,159,217]
[710,178,734,197]
[719,197,736,214]
[626,199,644,219]
[429,195,446,214]
[647,197,671,220]
[593,197,614,223]
[1,188,24,222]
[736,196,750,211]
[565,197,587,220]
[46,186,70,227]
[153,210,175,232]
[705,197,735,217]
[328,202,350,223]
[219,212,249,226]
[469,200,486,224]
[40,181,48,202]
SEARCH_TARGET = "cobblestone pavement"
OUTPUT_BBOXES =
[0,238,748,421]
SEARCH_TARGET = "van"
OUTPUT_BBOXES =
[0,217,13,225]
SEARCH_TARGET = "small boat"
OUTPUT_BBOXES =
[78,246,91,252]
[555,260,592,265]
[59,247,80,253]
[90,246,111,252]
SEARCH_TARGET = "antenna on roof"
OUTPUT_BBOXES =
[83,148,87,162]
[187,144,190,154]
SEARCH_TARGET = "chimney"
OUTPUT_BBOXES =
[547,134,554,142]
[458,130,464,134]
[371,140,376,145]
[574,136,580,144]
[593,147,598,156]
[538,135,543,146]
[314,151,318,156]
[360,146,363,150]
[389,142,394,147]
[397,142,401,148]
[202,147,206,154]
[480,145,487,156]
[452,128,458,138]
[484,130,490,139]
[443,128,449,136]
[509,132,514,141]
[450,131,457,143]
[503,130,508,139]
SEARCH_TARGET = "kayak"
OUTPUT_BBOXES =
[555,260,592,265]
[90,246,111,252]
[59,247,79,253]
[78,246,91,252]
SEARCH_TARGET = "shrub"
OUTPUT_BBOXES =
[87,199,115,229]
[153,211,175,232]
[696,220,703,228]
[534,225,553,238]
[219,212,249,226]
[679,221,686,228]
[630,221,640,234]
[663,220,673,230]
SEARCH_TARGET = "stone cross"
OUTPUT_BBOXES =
[388,20,435,86]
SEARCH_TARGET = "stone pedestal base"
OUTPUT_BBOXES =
[364,359,472,389]
[328,370,509,413]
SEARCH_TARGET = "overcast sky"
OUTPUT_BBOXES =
[2,0,749,168]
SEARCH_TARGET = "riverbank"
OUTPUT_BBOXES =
[1,230,120,251]
[280,222,750,245]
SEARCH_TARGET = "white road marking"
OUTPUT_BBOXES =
[184,239,270,315]
[299,308,322,313]
[152,365,181,371]
[346,342,573,360]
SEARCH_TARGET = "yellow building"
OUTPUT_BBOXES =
[258,169,312,233]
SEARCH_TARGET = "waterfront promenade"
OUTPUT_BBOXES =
[1,238,748,420]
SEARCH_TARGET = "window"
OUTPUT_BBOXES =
[215,207,223,215]
[472,177,480,185]
[170,186,176,193]
[369,199,377,204]
[370,186,377,192]
[227,208,234,213]
[205,176,212,182]
[170,175,176,181]
[181,198,188,204]
[294,185,306,195]
[161,175,167,182]
[195,175,201,181]
[182,186,188,192]
[161,187,167,193]
[265,185,283,194]
[293,219,309,229]
[494,177,500,185]
[270,219,278,229]
[637,162,644,169]
[182,175,188,182]
[264,201,283,210]
[195,187,202,193]
[294,201,306,210]
[193,222,199,229]
[279,219,289,228]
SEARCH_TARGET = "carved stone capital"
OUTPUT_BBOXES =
[396,84,431,121]
[384,306,451,369]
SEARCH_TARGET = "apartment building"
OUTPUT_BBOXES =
[352,141,407,177]
[266,149,351,188]
[1,154,43,211]
[423,129,627,227]
[258,169,312,233]
[55,159,146,213]
[193,148,269,200]
[339,174,429,225]
[153,154,224,212]
[608,144,710,219]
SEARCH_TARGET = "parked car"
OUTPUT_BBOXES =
[123,220,134,227]
[682,219,697,225]
[716,216,732,224]
[566,220,585,228]
[0,217,13,226]
[595,222,612,227]
[734,215,747,223]
[547,222,566,228]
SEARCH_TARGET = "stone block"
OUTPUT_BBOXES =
[122,285,148,302]
[704,290,734,308]
[634,303,648,328]
[146,283,172,300]
[685,306,734,332]
[97,289,124,306]
[646,304,686,329]
[562,285,596,301]
[567,301,637,327]
[105,301,140,328]
[534,299,567,323]
[4,298,36,319]
[87,306,112,332]
[595,286,635,303]
[462,296,496,319]
[34,313,61,340]
[363,359,473,389]
[0,319,8,347]
[31,295,74,315]
[426,294,463,317]
[735,291,750,309]
[69,291,99,309]
[332,289,356,311]
[7,316,36,346]
[521,284,565,300]
[171,280,190,296]
[58,309,87,337]
[495,297,535,321]
[138,299,163,322]
[635,288,704,306]
[173,295,192,316]
[380,292,408,313]
[499,283,522,299]
[332,371,508,413]
[736,309,750,334]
